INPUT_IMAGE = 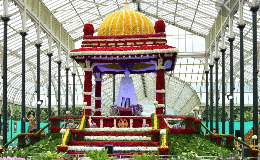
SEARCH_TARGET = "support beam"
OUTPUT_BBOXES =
[209,64,214,132]
[13,0,75,51]
[47,52,53,120]
[57,60,62,116]
[228,37,235,135]
[140,10,206,38]
[221,48,226,134]
[250,2,259,145]
[72,72,76,115]
[35,43,41,131]
[65,67,70,111]
[205,69,209,130]
[20,31,27,133]
[215,56,220,134]
[206,0,239,54]
[238,1,245,139]
[1,14,10,146]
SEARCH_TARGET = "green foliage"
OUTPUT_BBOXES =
[2,147,25,158]
[168,134,234,157]
[85,149,116,160]
[5,102,83,122]
[201,106,253,122]
[130,153,159,160]
[22,133,61,156]
[33,151,66,160]
[7,133,62,158]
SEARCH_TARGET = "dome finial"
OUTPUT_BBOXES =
[123,0,130,9]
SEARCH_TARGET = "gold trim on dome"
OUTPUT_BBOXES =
[126,10,132,34]
[97,4,155,36]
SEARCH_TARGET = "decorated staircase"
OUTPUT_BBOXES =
[54,115,172,156]
[54,115,204,156]
[66,127,160,155]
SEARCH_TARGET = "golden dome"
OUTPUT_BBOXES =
[98,3,155,36]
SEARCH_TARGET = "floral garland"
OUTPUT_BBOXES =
[71,130,151,136]
[250,149,259,157]
[227,135,234,146]
[69,140,160,146]
[71,45,177,54]
[67,146,158,152]
[213,135,221,145]
[84,136,151,141]
[168,128,195,134]
[91,116,151,120]
[57,145,68,153]
[84,127,152,132]
[82,39,167,47]
[83,33,166,39]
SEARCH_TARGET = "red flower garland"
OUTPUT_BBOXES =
[156,69,164,90]
[57,146,68,153]
[214,135,221,145]
[69,140,159,146]
[227,135,234,146]
[154,20,166,33]
[71,45,176,53]
[250,149,259,158]
[50,127,61,133]
[83,33,166,40]
[82,39,167,47]
[71,130,151,137]
[156,107,164,115]
[169,128,195,134]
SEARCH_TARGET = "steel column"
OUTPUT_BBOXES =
[35,43,41,131]
[209,64,214,132]
[57,61,62,116]
[65,67,70,111]
[250,4,259,144]
[72,72,76,115]
[238,23,245,140]
[1,16,10,147]
[215,56,220,134]
[47,53,52,120]
[20,31,27,133]
[221,48,226,134]
[228,37,235,135]
[205,70,209,129]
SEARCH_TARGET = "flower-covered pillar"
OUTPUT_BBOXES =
[83,61,93,116]
[94,73,102,116]
[155,58,165,114]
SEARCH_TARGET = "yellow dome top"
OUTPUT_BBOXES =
[98,3,155,36]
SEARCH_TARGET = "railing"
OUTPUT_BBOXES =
[3,122,51,148]
[200,122,252,149]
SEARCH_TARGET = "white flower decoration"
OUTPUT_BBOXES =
[60,128,66,134]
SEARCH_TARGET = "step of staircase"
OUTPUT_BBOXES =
[67,146,158,152]
[82,131,151,136]
[84,127,152,132]
[70,141,160,146]
[84,136,151,141]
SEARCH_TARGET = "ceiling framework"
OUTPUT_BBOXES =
[0,0,259,114]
